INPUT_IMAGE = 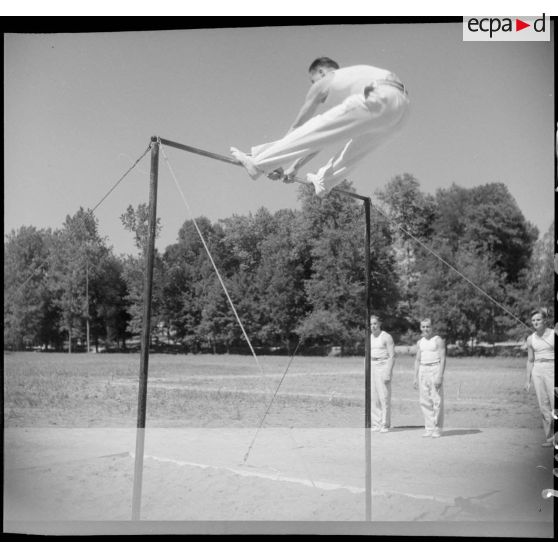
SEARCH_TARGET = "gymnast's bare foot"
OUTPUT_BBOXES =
[230,147,263,180]
[306,172,327,198]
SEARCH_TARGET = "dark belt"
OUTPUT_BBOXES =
[421,362,440,366]
[371,357,387,361]
[364,79,408,97]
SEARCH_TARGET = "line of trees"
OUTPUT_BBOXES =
[4,175,553,354]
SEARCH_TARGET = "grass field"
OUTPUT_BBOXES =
[4,351,541,430]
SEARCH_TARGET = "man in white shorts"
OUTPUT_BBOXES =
[414,319,446,438]
[231,57,410,197]
[370,315,396,433]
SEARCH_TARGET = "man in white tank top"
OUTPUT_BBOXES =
[369,315,395,433]
[231,57,409,197]
[525,308,555,447]
[414,319,446,438]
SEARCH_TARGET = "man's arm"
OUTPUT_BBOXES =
[413,344,421,389]
[267,79,330,180]
[385,333,396,381]
[286,76,331,133]
[525,337,534,392]
[435,337,446,387]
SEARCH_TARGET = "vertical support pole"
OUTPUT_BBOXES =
[85,262,90,354]
[364,198,372,521]
[132,137,159,521]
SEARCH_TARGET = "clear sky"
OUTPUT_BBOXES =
[4,22,555,256]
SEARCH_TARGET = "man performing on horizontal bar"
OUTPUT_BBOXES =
[231,57,410,197]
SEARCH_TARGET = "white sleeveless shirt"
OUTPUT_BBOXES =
[370,331,389,360]
[418,336,441,364]
[530,329,554,361]
[320,65,395,112]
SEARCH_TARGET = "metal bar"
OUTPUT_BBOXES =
[132,136,160,521]
[364,197,372,521]
[331,187,374,520]
[159,137,242,167]
[85,262,90,354]
[157,136,359,193]
[364,198,372,428]
[336,186,374,520]
[335,188,370,202]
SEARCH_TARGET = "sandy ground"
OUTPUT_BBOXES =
[3,425,555,537]
[3,353,556,537]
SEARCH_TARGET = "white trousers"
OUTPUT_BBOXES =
[532,362,555,440]
[419,365,444,432]
[371,360,391,429]
[250,85,410,190]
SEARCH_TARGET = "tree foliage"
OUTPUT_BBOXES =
[416,183,537,343]
[376,174,437,330]
[4,226,58,350]
[5,209,130,351]
[4,177,543,354]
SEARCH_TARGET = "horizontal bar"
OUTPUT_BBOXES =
[335,188,370,203]
[158,137,242,167]
[290,176,311,186]
[157,137,369,203]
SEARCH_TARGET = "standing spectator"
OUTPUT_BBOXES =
[414,319,446,438]
[370,315,395,433]
[525,308,555,447]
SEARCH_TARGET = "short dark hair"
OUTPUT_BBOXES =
[531,308,548,320]
[308,57,340,73]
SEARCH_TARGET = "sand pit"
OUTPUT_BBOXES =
[3,426,555,537]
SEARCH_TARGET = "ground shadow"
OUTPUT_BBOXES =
[439,489,501,519]
[389,426,423,432]
[388,427,482,437]
[440,429,482,437]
